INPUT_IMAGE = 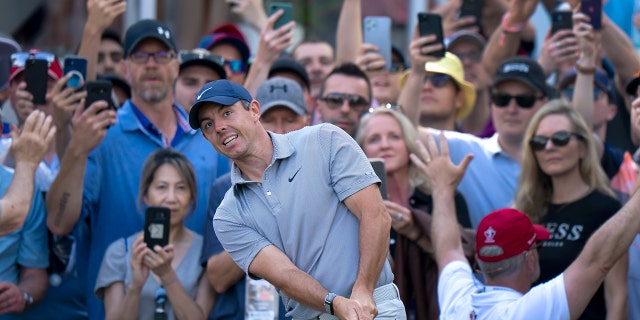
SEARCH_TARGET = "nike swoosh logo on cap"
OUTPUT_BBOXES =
[197,87,213,100]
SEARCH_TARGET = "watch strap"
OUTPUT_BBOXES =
[22,290,33,309]
[324,292,337,315]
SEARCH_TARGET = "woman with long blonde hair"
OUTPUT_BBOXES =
[514,100,627,320]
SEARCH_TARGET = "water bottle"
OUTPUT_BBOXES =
[245,275,279,320]
[154,287,168,320]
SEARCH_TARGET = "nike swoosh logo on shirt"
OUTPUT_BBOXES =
[288,167,302,182]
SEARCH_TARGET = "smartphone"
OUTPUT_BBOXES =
[363,16,392,71]
[144,206,171,250]
[459,0,484,29]
[85,80,115,112]
[418,12,446,58]
[63,56,87,89]
[24,58,48,105]
[580,0,602,30]
[269,2,293,30]
[370,158,388,200]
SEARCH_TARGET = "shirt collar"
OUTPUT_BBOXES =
[230,131,295,186]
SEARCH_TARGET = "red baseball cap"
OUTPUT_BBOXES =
[9,50,63,82]
[476,208,550,263]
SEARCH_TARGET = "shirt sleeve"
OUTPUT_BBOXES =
[17,190,48,269]
[500,274,570,319]
[437,260,476,317]
[318,124,380,201]
[95,238,128,300]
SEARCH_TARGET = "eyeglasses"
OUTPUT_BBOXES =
[223,59,246,74]
[452,51,483,63]
[561,86,603,101]
[422,73,452,88]
[11,51,55,67]
[179,50,225,67]
[491,93,542,109]
[320,92,370,110]
[529,131,582,151]
[128,50,175,64]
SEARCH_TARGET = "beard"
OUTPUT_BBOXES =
[133,78,170,104]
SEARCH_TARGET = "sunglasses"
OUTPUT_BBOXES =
[11,51,55,67]
[222,59,246,74]
[491,93,542,109]
[128,50,175,64]
[529,131,582,151]
[561,86,603,101]
[389,61,406,73]
[320,92,370,110]
[422,73,452,88]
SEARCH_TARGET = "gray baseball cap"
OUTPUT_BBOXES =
[256,77,307,116]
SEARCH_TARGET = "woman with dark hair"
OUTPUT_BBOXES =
[95,149,214,320]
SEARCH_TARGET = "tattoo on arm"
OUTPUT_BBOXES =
[53,192,70,227]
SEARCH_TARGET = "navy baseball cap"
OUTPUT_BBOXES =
[189,80,253,129]
[558,67,615,100]
[123,20,177,57]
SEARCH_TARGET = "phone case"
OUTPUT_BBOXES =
[85,80,115,112]
[363,16,392,71]
[580,0,602,30]
[369,158,388,200]
[63,56,87,89]
[418,13,446,58]
[269,2,293,30]
[551,11,573,34]
[144,206,171,250]
[24,59,48,105]
[459,0,484,28]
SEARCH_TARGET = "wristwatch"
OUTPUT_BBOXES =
[324,292,337,315]
[22,290,33,309]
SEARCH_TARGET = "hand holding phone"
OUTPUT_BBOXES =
[370,158,388,200]
[24,59,49,105]
[551,11,573,35]
[363,16,392,71]
[85,80,115,112]
[144,206,171,250]
[458,0,484,30]
[269,2,293,30]
[418,13,446,58]
[580,0,602,30]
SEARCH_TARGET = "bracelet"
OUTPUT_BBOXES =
[410,229,424,243]
[501,13,525,33]
[575,63,596,75]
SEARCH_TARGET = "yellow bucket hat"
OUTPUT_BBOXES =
[424,52,476,120]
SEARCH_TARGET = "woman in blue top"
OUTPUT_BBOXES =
[95,149,215,319]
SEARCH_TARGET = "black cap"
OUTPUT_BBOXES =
[123,20,177,57]
[101,29,123,47]
[98,74,131,99]
[269,58,311,91]
[179,49,227,79]
[189,80,253,129]
[493,56,552,97]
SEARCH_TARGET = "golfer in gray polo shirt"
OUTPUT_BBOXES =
[189,80,406,320]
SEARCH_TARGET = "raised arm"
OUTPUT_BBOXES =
[77,0,126,81]
[563,176,640,319]
[0,111,55,236]
[46,101,116,236]
[242,10,295,96]
[481,0,540,77]
[600,14,640,102]
[396,26,443,126]
[335,0,362,65]
[410,133,473,272]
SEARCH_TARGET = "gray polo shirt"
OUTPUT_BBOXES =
[214,124,394,319]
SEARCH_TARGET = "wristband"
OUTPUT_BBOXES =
[575,63,596,75]
[501,13,525,33]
